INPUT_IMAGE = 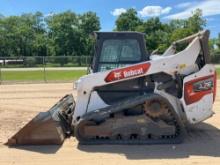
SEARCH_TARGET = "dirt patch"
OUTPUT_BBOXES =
[0,83,73,144]
[0,82,220,165]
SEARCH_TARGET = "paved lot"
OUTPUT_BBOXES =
[0,82,220,165]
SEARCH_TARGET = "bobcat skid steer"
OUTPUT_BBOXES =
[7,30,217,145]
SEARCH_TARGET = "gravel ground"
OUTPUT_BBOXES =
[0,82,220,165]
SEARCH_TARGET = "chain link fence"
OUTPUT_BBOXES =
[0,56,91,84]
[0,56,92,68]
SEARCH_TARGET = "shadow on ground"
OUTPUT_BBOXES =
[78,122,220,159]
[7,145,62,154]
[6,122,220,158]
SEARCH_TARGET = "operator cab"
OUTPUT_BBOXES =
[91,32,149,73]
[90,32,154,105]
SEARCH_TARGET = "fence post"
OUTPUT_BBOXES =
[43,56,47,83]
[85,56,88,65]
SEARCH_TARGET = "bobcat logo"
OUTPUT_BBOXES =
[105,63,150,82]
[114,71,122,79]
[123,68,144,78]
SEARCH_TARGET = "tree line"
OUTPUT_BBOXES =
[0,11,100,57]
[115,8,220,59]
[0,9,220,62]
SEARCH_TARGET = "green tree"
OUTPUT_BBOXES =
[115,8,143,31]
[31,12,48,57]
[79,12,100,35]
[137,17,171,53]
[0,8,210,62]
[216,34,220,50]
[114,8,206,53]
[0,12,48,57]
[186,9,206,33]
[46,11,100,58]
[78,12,100,56]
[170,28,192,42]
[46,11,79,56]
[170,9,206,42]
[169,19,186,30]
[209,34,220,63]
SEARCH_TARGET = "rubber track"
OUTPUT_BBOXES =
[75,94,185,145]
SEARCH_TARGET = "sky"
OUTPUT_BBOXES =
[0,0,220,38]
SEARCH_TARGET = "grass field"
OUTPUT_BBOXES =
[0,68,219,83]
[0,70,87,82]
[217,68,220,77]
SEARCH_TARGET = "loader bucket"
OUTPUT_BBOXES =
[6,94,75,146]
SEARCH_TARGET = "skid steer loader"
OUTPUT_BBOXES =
[7,30,217,145]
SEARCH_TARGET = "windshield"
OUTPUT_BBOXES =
[98,39,142,71]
